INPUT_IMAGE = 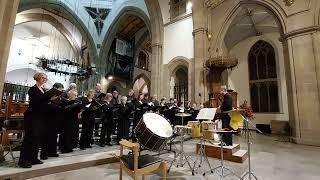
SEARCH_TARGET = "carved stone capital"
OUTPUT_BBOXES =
[205,0,225,9]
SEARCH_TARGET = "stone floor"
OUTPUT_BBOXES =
[22,133,320,180]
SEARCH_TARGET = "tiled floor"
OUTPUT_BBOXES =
[24,134,320,180]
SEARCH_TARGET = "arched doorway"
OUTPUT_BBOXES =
[174,67,188,102]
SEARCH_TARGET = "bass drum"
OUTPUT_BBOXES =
[134,112,173,151]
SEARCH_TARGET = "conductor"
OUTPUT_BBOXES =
[217,85,233,146]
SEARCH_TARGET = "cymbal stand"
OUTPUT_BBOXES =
[241,117,262,180]
[191,130,214,176]
[168,131,193,173]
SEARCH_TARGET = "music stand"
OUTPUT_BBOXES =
[241,116,262,180]
[192,108,216,176]
[207,130,241,179]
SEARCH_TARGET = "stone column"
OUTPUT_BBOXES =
[192,0,208,104]
[150,43,163,97]
[283,30,320,146]
[0,0,19,97]
[0,0,19,161]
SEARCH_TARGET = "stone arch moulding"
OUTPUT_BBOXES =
[15,13,81,54]
[167,56,190,76]
[99,6,151,64]
[214,0,288,50]
[18,1,98,62]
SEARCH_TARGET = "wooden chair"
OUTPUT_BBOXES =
[119,139,167,180]
[1,119,25,166]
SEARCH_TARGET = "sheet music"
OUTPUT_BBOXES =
[196,108,217,120]
[85,104,91,108]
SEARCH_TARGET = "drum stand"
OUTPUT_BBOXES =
[168,132,193,173]
[192,133,213,176]
[206,132,242,179]
[241,117,262,180]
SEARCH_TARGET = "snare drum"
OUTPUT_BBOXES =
[187,121,200,138]
[134,112,173,151]
[174,125,191,136]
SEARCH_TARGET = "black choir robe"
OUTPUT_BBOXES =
[117,103,131,142]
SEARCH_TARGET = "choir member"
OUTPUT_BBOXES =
[93,83,103,137]
[126,89,135,104]
[117,96,132,142]
[94,83,102,99]
[61,83,77,98]
[59,89,81,153]
[111,90,121,105]
[132,93,145,141]
[19,72,56,168]
[151,95,160,106]
[40,83,64,160]
[160,97,166,106]
[99,93,114,147]
[79,89,96,149]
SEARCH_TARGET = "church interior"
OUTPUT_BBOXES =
[1,0,320,179]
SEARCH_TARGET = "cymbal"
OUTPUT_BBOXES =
[175,112,192,117]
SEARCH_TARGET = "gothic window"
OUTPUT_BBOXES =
[248,40,279,112]
[137,52,149,70]
[170,0,187,20]
[174,68,188,102]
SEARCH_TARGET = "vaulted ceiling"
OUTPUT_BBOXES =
[117,15,146,41]
[224,5,280,50]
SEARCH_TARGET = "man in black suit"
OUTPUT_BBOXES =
[217,85,233,146]
[99,93,114,147]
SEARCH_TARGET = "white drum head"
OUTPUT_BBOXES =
[142,113,173,138]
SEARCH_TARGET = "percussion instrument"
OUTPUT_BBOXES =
[175,112,192,125]
[187,121,201,138]
[174,125,191,136]
[201,121,217,131]
[175,112,192,117]
[202,130,214,140]
[134,112,173,151]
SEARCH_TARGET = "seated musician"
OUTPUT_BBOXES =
[99,93,114,147]
[117,96,132,142]
[217,85,233,146]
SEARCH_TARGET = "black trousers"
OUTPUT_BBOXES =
[79,113,95,148]
[19,114,43,163]
[221,113,233,146]
[117,118,130,142]
[59,110,79,151]
[100,117,113,144]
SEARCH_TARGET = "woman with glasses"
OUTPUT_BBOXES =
[18,72,58,168]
